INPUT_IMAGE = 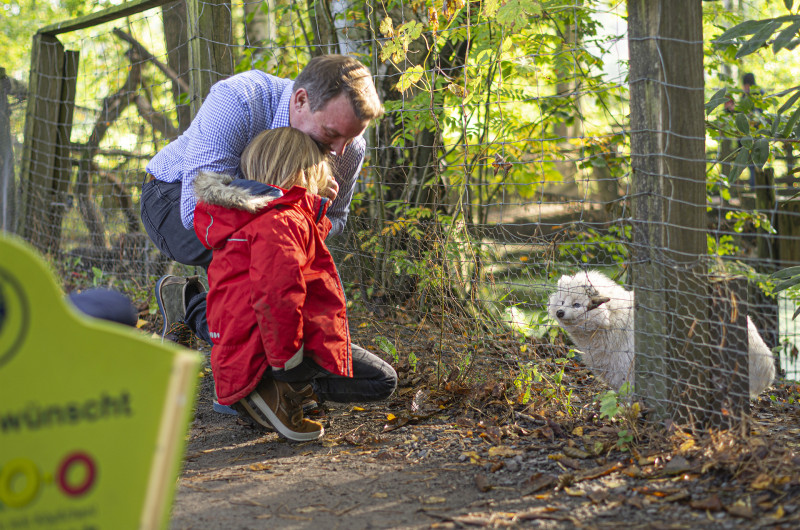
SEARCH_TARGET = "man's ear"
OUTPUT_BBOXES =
[293,88,309,110]
[587,296,611,311]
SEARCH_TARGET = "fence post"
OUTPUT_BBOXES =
[20,33,65,252]
[48,51,80,254]
[707,275,750,428]
[628,1,713,427]
[187,0,234,117]
[0,67,15,234]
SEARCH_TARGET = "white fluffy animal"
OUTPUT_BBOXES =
[548,270,776,398]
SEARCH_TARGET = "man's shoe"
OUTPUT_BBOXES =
[155,275,205,340]
[232,376,324,442]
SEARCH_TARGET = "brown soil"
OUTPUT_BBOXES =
[162,314,800,529]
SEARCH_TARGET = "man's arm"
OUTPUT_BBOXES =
[326,138,365,237]
[176,83,253,229]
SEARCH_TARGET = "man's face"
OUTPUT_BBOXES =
[290,89,370,156]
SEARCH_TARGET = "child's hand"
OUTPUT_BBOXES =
[322,176,339,201]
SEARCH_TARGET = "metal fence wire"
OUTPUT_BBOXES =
[3,0,800,428]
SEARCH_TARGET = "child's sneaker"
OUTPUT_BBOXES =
[233,376,323,442]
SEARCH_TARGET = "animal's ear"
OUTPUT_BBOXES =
[587,296,611,311]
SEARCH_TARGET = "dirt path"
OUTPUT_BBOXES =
[169,366,799,529]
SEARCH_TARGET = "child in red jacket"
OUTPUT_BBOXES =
[193,127,396,441]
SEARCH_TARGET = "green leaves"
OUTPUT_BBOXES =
[752,138,771,168]
[713,16,800,58]
[396,65,424,93]
[770,267,800,319]
[773,20,800,52]
[737,20,782,58]
[379,20,424,64]
[495,0,542,27]
[727,148,751,184]
[705,88,730,114]
[735,113,751,134]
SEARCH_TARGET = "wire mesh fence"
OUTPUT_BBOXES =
[3,0,800,428]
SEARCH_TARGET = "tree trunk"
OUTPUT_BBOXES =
[629,0,715,428]
[551,3,582,193]
[162,0,192,133]
[0,68,15,233]
[306,0,339,56]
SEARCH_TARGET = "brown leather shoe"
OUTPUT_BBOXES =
[233,376,323,442]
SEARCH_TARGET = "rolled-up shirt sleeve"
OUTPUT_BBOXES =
[326,137,365,237]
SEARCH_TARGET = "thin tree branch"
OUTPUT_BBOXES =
[112,27,190,93]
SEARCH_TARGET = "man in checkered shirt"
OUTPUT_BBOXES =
[141,55,383,358]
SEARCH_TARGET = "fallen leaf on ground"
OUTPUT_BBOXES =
[725,499,754,519]
[422,496,446,504]
[564,487,585,497]
[574,461,624,482]
[475,474,492,492]
[750,473,772,490]
[461,451,481,464]
[563,446,590,459]
[662,490,690,503]
[690,494,723,512]
[411,389,430,412]
[521,473,557,494]
[663,456,691,475]
[588,490,609,504]
[488,446,521,458]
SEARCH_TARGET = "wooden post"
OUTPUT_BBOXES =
[628,0,711,426]
[0,67,15,233]
[20,33,65,252]
[778,199,800,265]
[706,275,750,428]
[48,50,80,254]
[186,0,234,117]
[750,166,780,374]
[754,167,777,264]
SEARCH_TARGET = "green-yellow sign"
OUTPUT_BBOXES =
[0,235,201,529]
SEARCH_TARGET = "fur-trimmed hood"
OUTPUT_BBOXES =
[193,171,330,250]
[194,171,283,212]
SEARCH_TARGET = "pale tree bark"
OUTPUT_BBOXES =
[330,0,359,55]
[0,68,16,233]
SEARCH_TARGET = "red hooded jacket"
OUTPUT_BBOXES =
[193,172,352,405]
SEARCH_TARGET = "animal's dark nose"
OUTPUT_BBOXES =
[556,310,564,318]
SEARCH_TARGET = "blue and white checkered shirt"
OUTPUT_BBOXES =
[146,70,365,237]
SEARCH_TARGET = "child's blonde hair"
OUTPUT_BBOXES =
[240,127,331,195]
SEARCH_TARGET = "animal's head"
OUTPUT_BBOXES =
[548,273,611,326]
